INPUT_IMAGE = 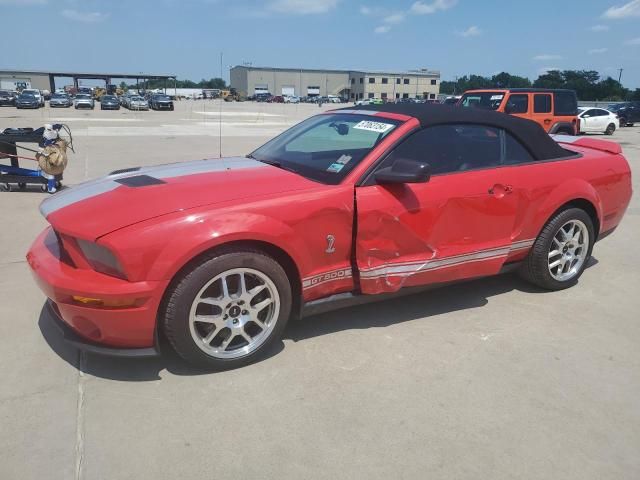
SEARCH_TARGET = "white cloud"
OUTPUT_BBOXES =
[268,0,339,14]
[624,36,640,44]
[456,25,482,37]
[61,9,109,23]
[383,12,405,24]
[588,48,608,54]
[602,0,640,19]
[374,25,391,34]
[589,24,610,31]
[410,0,457,15]
[538,66,560,75]
[533,54,563,61]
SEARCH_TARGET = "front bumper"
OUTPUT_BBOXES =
[27,227,168,352]
[154,103,173,109]
[75,103,94,108]
[44,300,159,357]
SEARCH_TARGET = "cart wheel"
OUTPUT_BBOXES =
[41,185,48,192]
[1,183,13,192]
[47,185,58,194]
[18,183,27,190]
[55,181,62,188]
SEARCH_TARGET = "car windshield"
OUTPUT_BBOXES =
[52,94,67,98]
[250,113,401,184]
[20,94,35,98]
[76,94,91,99]
[459,92,505,110]
[155,95,170,101]
[608,104,623,111]
[131,96,143,101]
[103,96,116,100]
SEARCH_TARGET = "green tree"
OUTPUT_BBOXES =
[491,72,531,88]
[533,70,564,89]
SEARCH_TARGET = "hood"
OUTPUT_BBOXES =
[41,157,319,239]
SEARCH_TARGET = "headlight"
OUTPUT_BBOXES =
[76,239,127,279]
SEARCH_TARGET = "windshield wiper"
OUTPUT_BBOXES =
[252,157,299,174]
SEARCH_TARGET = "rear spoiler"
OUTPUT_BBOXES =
[550,134,622,155]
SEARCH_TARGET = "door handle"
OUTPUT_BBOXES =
[488,184,513,196]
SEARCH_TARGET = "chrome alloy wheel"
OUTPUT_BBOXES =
[188,268,280,359]
[548,219,589,282]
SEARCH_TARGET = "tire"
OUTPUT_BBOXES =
[619,117,626,127]
[519,208,594,290]
[162,248,292,369]
[605,123,616,135]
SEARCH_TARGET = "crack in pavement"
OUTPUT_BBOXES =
[75,351,86,480]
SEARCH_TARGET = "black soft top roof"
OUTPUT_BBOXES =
[345,103,569,160]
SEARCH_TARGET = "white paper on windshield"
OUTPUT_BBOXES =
[353,120,394,133]
[490,95,504,100]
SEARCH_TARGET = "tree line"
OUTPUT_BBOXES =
[440,70,640,101]
[120,77,227,90]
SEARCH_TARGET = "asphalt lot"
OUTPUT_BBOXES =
[1,100,639,480]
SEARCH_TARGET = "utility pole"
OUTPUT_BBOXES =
[618,68,623,84]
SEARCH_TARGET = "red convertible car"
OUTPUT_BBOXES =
[28,104,632,369]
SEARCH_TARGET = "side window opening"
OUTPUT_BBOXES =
[506,94,529,114]
[533,94,552,114]
[503,132,535,165]
[376,124,502,178]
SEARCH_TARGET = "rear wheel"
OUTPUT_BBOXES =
[162,249,292,369]
[519,208,594,290]
[619,117,627,127]
[605,123,616,135]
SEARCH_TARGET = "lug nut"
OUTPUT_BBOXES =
[242,310,248,315]
[223,314,228,320]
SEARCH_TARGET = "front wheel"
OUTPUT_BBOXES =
[162,249,292,369]
[605,123,616,135]
[519,208,594,290]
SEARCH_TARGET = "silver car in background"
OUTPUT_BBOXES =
[49,93,72,108]
[74,93,95,109]
[128,96,149,110]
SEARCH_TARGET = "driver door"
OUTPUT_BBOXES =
[355,124,520,294]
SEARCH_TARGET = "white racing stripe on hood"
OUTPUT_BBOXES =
[39,157,265,218]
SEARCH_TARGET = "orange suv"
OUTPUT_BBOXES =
[459,89,578,135]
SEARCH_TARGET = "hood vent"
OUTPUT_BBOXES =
[115,175,166,187]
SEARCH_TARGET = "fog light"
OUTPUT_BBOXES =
[72,296,137,308]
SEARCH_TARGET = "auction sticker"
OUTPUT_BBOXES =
[353,120,394,133]
[490,95,504,101]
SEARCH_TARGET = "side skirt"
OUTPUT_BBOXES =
[301,262,522,318]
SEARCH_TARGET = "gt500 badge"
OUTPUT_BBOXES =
[353,120,394,133]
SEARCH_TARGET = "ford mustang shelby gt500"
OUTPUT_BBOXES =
[28,104,632,369]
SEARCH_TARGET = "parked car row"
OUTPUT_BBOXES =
[0,87,176,113]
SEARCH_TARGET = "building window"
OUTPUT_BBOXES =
[396,78,401,84]
[381,92,387,99]
[431,79,437,85]
[382,78,388,84]
[351,78,355,85]
[403,78,410,85]
[359,77,363,84]
[368,93,374,99]
[369,77,375,84]
[429,93,436,99]
[350,93,355,99]
[395,93,400,99]
[402,93,409,98]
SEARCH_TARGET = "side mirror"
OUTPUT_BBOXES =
[582,114,590,118]
[375,159,431,184]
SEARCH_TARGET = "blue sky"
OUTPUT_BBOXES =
[2,0,640,88]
